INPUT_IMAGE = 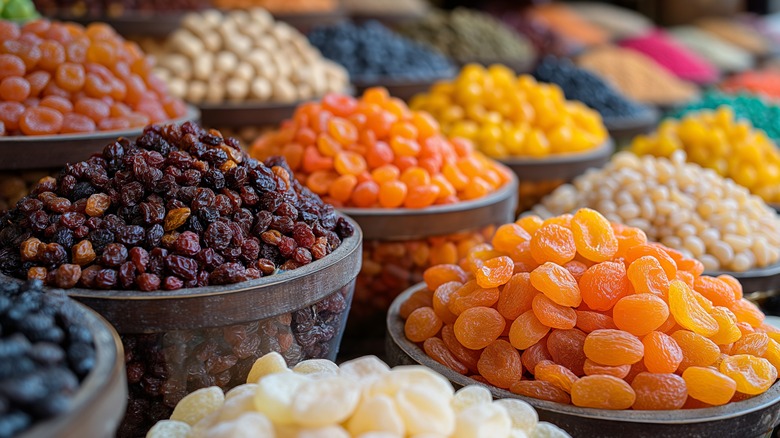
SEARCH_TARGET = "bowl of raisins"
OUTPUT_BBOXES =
[386,281,780,438]
[0,121,362,436]
[1,280,127,438]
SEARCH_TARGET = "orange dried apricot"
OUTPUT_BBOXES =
[509,309,550,350]
[613,294,670,337]
[719,354,778,395]
[642,331,683,374]
[631,372,688,410]
[583,329,644,366]
[424,337,468,375]
[532,293,577,330]
[496,273,536,320]
[475,255,514,288]
[682,366,736,405]
[583,359,630,379]
[575,310,617,333]
[478,339,523,389]
[510,380,571,404]
[627,255,669,298]
[570,208,618,262]
[454,306,506,350]
[530,262,581,307]
[534,360,579,393]
[571,375,636,409]
[547,328,588,377]
[579,261,630,311]
[668,280,719,337]
[423,264,467,290]
[441,324,481,373]
[672,330,721,371]
[404,306,442,343]
[530,224,576,265]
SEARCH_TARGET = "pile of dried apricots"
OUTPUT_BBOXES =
[0,19,186,136]
[402,208,779,410]
[250,87,512,209]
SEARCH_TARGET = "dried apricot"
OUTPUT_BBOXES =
[672,330,721,371]
[613,294,670,337]
[529,224,576,265]
[631,372,687,410]
[404,306,442,343]
[510,380,571,404]
[534,360,578,393]
[432,281,462,325]
[570,208,618,262]
[475,255,514,288]
[694,276,737,308]
[477,339,523,389]
[668,280,719,337]
[509,310,550,350]
[627,255,669,298]
[583,329,644,366]
[547,328,588,376]
[449,283,499,316]
[521,342,553,374]
[708,307,742,345]
[571,375,636,409]
[454,306,506,350]
[583,359,630,379]
[642,331,683,374]
[530,262,581,307]
[720,353,777,395]
[579,261,630,311]
[424,337,468,375]
[441,324,481,373]
[532,293,577,330]
[575,310,617,333]
[682,366,736,405]
[496,273,536,320]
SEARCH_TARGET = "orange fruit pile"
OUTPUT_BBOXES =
[0,19,186,136]
[250,87,512,209]
[402,208,779,410]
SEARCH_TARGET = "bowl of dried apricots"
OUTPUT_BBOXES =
[0,18,199,170]
[386,208,780,438]
[250,88,519,342]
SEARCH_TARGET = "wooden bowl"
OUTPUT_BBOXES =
[0,105,200,170]
[386,284,780,438]
[340,168,518,240]
[19,301,126,438]
[198,100,301,129]
[499,139,614,183]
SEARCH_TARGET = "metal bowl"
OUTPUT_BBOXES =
[198,101,301,129]
[354,72,456,102]
[19,301,126,438]
[603,108,661,143]
[386,284,780,438]
[499,139,614,183]
[0,105,200,170]
[63,215,362,436]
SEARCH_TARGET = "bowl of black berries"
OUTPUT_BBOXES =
[307,20,457,101]
[0,121,362,437]
[1,280,126,438]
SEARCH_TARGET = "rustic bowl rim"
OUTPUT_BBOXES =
[498,138,614,166]
[387,283,780,424]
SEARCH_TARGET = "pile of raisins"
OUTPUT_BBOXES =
[0,121,354,291]
[0,280,96,438]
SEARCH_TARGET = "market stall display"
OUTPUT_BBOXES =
[618,30,718,84]
[250,88,516,336]
[667,26,754,74]
[0,19,188,136]
[307,21,454,100]
[147,352,571,438]
[410,63,609,211]
[696,18,771,57]
[564,2,653,39]
[532,57,658,140]
[0,121,361,435]
[577,46,699,107]
[143,8,349,128]
[524,3,610,50]
[0,279,126,438]
[720,70,780,100]
[534,152,780,274]
[669,91,780,143]
[630,108,780,204]
[396,8,535,70]
[393,209,780,413]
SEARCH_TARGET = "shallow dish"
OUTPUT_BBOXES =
[386,284,780,438]
[354,73,456,102]
[0,105,200,170]
[603,107,661,142]
[705,262,780,294]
